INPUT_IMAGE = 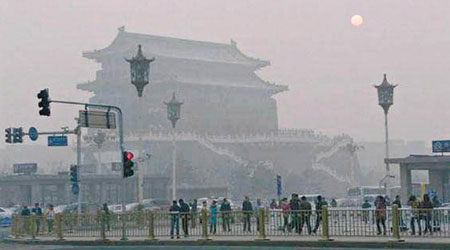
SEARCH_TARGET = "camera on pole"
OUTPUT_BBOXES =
[123,151,135,178]
[37,88,51,116]
[5,128,12,144]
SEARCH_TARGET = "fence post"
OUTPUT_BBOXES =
[30,215,36,239]
[320,205,333,241]
[147,211,156,241]
[56,213,63,240]
[256,207,268,240]
[11,215,18,238]
[200,208,210,240]
[391,204,403,242]
[120,212,128,241]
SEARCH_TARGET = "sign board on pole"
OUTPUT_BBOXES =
[79,110,116,129]
[432,140,450,153]
[28,127,38,141]
[13,163,38,175]
[48,135,68,146]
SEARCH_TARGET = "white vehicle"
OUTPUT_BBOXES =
[54,205,67,214]
[0,207,13,218]
[108,204,123,214]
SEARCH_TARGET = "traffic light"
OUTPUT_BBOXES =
[72,183,79,195]
[5,128,12,144]
[70,165,78,183]
[12,127,23,143]
[123,151,135,178]
[37,89,51,116]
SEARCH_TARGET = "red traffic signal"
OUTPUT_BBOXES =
[126,152,134,160]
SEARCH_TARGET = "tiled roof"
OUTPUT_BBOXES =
[83,28,269,67]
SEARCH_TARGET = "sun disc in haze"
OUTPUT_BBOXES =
[351,15,363,26]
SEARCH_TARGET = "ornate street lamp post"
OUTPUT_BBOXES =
[126,45,155,204]
[374,74,397,189]
[164,92,183,200]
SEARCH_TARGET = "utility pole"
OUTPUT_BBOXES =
[76,122,82,216]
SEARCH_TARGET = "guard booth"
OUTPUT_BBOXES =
[387,155,450,203]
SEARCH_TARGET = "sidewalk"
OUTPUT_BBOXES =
[5,235,450,249]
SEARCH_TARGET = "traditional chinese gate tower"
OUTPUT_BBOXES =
[79,27,287,135]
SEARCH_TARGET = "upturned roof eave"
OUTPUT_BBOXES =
[82,30,270,67]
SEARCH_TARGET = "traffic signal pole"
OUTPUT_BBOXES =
[76,123,82,217]
[48,99,127,240]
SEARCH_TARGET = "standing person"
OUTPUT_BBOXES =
[102,203,111,232]
[44,204,54,233]
[254,199,263,231]
[375,196,387,235]
[179,199,190,237]
[169,200,181,239]
[432,196,441,232]
[209,200,218,234]
[31,203,43,234]
[312,195,327,234]
[392,195,406,231]
[289,193,300,233]
[269,199,278,230]
[299,196,312,235]
[270,199,278,209]
[190,199,197,229]
[408,195,421,236]
[220,198,232,232]
[362,199,371,224]
[242,196,253,232]
[420,194,433,235]
[21,204,31,216]
[280,198,290,232]
[330,199,338,208]
[21,204,30,235]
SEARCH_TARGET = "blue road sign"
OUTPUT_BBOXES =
[276,175,282,197]
[28,127,38,141]
[432,140,450,153]
[48,135,68,146]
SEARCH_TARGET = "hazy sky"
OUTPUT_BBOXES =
[2,0,450,148]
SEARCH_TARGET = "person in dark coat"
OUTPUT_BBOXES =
[313,195,327,234]
[220,198,232,232]
[420,194,433,235]
[289,193,300,233]
[169,200,181,239]
[31,203,43,234]
[299,196,312,234]
[179,199,190,237]
[102,203,111,231]
[242,196,253,232]
[190,199,198,229]
[392,195,406,230]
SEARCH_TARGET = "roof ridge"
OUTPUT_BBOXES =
[122,31,232,48]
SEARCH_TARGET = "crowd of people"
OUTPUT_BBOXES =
[360,194,443,236]
[15,193,446,239]
[19,203,55,234]
[167,194,330,239]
